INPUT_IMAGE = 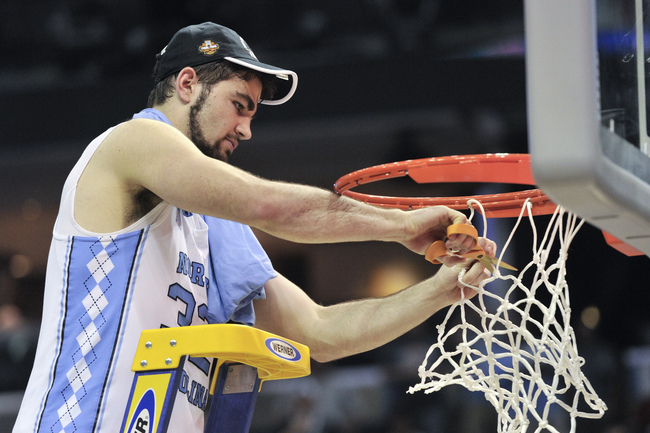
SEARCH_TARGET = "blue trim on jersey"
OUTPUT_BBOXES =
[94,227,148,432]
[34,235,75,432]
[37,230,145,433]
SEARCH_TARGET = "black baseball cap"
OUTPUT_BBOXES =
[154,22,298,105]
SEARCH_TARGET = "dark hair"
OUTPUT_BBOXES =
[147,60,277,107]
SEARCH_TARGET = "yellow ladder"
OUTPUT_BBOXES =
[120,324,311,433]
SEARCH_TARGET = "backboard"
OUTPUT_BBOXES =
[525,0,650,256]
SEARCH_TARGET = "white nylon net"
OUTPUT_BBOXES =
[408,200,607,433]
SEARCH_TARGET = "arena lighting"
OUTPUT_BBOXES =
[368,262,420,298]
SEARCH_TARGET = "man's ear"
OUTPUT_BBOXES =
[175,67,199,104]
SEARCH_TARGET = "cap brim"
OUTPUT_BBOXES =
[225,56,298,105]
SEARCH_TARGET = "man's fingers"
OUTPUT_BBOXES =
[436,255,468,266]
[461,260,493,285]
[446,233,477,253]
[478,237,497,256]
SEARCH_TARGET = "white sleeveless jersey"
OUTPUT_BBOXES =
[14,126,214,432]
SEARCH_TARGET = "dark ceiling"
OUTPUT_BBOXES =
[0,1,523,77]
[0,0,527,207]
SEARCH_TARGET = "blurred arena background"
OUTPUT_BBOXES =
[1,1,649,432]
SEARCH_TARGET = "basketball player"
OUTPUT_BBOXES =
[13,22,495,432]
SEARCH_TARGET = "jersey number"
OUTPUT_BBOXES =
[167,283,210,375]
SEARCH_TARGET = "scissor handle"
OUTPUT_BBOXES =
[425,223,479,264]
[445,223,478,239]
[425,223,517,271]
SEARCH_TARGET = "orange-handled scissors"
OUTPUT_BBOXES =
[425,223,517,272]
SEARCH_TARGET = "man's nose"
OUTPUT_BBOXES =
[235,118,252,141]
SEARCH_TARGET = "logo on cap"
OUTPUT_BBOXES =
[239,37,258,60]
[198,40,220,56]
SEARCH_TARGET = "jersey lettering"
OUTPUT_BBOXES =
[176,251,206,287]
[178,370,208,411]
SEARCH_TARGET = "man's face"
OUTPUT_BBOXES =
[188,76,262,162]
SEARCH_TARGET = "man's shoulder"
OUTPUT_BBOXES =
[112,117,172,136]
[74,118,169,232]
[96,118,176,157]
[104,117,186,150]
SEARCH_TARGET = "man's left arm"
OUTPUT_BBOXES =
[253,252,492,363]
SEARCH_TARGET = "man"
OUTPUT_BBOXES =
[14,22,494,432]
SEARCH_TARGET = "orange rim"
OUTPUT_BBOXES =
[333,154,557,218]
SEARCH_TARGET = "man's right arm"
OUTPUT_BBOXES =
[87,118,478,254]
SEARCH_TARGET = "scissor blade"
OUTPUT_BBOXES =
[488,256,518,271]
[478,257,495,273]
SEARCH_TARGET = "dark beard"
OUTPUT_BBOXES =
[188,85,229,162]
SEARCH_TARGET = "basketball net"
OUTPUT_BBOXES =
[408,199,607,433]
